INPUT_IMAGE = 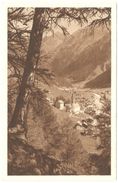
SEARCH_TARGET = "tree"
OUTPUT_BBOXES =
[8,8,33,125]
[10,8,46,127]
[89,97,111,175]
[9,7,111,129]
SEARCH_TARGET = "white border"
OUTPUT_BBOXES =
[0,0,116,8]
[0,0,117,182]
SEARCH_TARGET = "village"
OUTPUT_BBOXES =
[46,87,111,154]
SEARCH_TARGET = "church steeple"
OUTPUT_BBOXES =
[71,92,75,104]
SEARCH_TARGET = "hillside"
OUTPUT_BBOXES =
[52,27,111,87]
[84,69,111,88]
[61,33,111,85]
[42,25,111,88]
[41,32,64,54]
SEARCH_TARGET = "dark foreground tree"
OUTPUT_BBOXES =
[10,8,45,127]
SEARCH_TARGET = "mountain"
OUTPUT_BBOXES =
[41,25,111,88]
[84,69,111,88]
[40,32,65,71]
[41,32,65,54]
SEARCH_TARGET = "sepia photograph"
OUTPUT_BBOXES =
[7,6,113,176]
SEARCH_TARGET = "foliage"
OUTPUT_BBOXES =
[8,134,77,175]
[45,118,93,175]
[90,98,111,175]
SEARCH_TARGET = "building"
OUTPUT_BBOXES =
[71,102,81,114]
[55,100,65,110]
[71,93,81,114]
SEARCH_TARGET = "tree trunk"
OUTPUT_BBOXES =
[10,8,45,127]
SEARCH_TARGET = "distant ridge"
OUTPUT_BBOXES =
[41,25,111,88]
